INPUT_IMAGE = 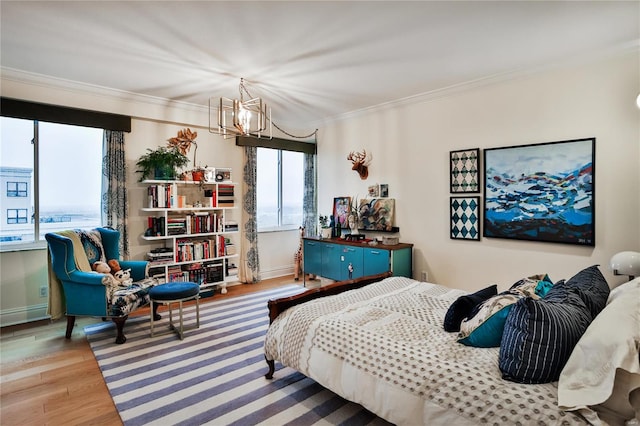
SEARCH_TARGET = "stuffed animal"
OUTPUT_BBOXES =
[92,261,118,288]
[113,268,133,286]
[108,259,122,274]
[92,261,111,274]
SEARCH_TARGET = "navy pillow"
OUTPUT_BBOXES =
[561,265,609,319]
[499,282,592,384]
[443,284,497,332]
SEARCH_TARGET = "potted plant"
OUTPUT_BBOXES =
[135,146,190,181]
[319,215,332,239]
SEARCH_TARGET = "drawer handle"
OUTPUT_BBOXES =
[370,250,380,255]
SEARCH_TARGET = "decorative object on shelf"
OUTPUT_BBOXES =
[610,251,640,281]
[135,146,190,181]
[333,196,351,229]
[359,198,395,232]
[484,138,595,246]
[450,148,480,193]
[450,196,481,241]
[379,184,389,197]
[208,78,319,141]
[347,149,372,180]
[318,215,331,239]
[167,128,208,182]
[348,196,362,235]
[214,168,232,182]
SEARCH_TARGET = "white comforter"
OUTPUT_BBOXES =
[264,276,586,425]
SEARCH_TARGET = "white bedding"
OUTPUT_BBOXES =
[264,276,587,425]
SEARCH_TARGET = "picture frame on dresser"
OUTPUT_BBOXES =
[333,196,351,228]
[483,138,595,246]
[450,196,481,241]
[450,148,480,193]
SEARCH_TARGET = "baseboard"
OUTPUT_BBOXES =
[260,266,294,281]
[0,303,50,327]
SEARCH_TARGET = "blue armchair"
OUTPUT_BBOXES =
[45,227,160,344]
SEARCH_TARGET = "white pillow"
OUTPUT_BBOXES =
[557,280,640,423]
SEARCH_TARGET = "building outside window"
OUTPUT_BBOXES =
[0,117,103,248]
[256,147,304,231]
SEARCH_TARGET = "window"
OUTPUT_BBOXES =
[7,209,28,224]
[256,148,304,230]
[0,117,103,247]
[7,182,27,197]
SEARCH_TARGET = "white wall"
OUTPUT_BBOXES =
[318,52,640,292]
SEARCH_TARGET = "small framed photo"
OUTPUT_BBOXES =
[368,184,380,197]
[379,184,389,197]
[333,196,351,228]
[450,196,481,241]
[450,148,480,193]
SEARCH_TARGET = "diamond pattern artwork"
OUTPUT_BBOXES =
[450,148,480,193]
[450,196,481,241]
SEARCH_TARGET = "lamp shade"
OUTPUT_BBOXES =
[610,251,640,277]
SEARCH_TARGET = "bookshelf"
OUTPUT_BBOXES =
[140,179,239,294]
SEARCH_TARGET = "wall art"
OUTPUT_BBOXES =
[359,198,395,231]
[450,148,480,193]
[483,138,595,246]
[450,196,481,241]
[333,196,351,228]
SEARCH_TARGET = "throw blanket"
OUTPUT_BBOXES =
[47,230,94,320]
[265,277,586,425]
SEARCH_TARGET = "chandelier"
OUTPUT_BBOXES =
[209,78,272,139]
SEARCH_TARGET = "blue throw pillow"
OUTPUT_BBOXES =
[559,265,609,319]
[443,284,497,332]
[499,281,593,384]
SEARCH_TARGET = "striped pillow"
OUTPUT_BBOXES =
[499,284,592,384]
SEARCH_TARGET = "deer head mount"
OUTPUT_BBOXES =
[347,149,372,180]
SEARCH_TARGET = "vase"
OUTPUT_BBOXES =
[321,228,332,239]
[192,170,205,181]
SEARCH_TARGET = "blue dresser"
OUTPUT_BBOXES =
[303,238,412,281]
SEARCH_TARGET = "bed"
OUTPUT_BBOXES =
[264,268,640,425]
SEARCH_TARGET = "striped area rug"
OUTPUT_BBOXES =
[85,285,390,426]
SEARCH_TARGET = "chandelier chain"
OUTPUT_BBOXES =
[240,79,318,140]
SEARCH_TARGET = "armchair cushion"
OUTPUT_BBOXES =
[77,229,107,265]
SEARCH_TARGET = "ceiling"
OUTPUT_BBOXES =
[1,1,638,132]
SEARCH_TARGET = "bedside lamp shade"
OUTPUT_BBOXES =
[610,251,640,280]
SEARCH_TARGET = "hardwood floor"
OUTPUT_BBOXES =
[0,276,303,426]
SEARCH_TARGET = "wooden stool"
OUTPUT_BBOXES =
[149,282,200,340]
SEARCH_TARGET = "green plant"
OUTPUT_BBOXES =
[319,215,330,228]
[135,146,190,181]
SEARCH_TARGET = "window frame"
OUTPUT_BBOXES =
[6,181,28,197]
[257,147,302,233]
[0,98,130,252]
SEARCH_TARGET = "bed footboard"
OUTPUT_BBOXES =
[267,271,392,323]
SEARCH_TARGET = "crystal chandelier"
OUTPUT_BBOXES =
[209,78,272,139]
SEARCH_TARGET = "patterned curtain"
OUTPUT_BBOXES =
[302,153,317,236]
[101,130,129,258]
[239,146,260,283]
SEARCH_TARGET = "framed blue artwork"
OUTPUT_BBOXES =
[483,138,595,246]
[450,196,481,241]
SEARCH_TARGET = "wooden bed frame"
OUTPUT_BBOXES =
[264,271,392,379]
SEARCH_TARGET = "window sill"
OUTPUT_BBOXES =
[258,225,300,233]
[0,241,48,253]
